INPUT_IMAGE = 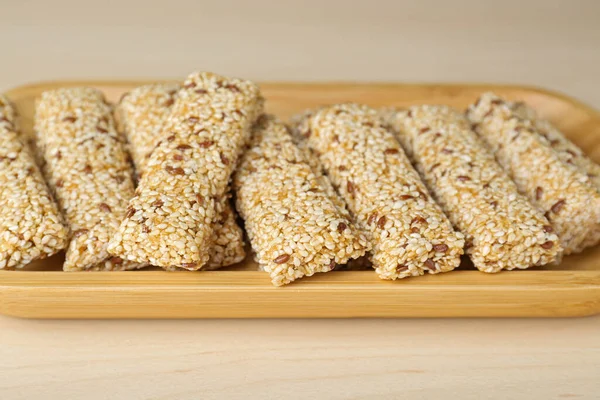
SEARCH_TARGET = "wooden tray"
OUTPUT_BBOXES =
[1,80,599,319]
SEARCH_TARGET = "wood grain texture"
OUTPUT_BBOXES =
[0,316,597,400]
[1,81,599,318]
[2,315,600,399]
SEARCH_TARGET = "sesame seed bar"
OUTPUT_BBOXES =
[296,103,464,280]
[0,95,68,269]
[289,115,354,221]
[511,101,600,191]
[108,72,263,269]
[233,115,369,286]
[116,83,245,269]
[387,105,561,272]
[289,115,371,272]
[467,93,600,254]
[511,101,600,251]
[34,87,141,271]
[115,83,181,178]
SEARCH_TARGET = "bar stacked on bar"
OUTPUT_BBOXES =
[511,101,600,190]
[116,83,180,178]
[108,72,263,269]
[34,88,139,271]
[387,105,561,272]
[233,115,369,285]
[296,103,464,280]
[116,83,245,270]
[467,93,600,254]
[0,95,68,269]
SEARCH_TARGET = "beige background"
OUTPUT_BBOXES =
[1,0,599,399]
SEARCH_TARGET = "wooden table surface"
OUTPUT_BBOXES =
[1,1,599,398]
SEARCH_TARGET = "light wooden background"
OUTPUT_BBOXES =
[1,0,599,399]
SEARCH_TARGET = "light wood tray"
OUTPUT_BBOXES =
[1,80,599,319]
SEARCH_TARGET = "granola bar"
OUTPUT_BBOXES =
[108,72,262,269]
[387,105,561,272]
[116,83,245,269]
[233,115,369,285]
[0,95,68,269]
[296,103,464,280]
[34,87,140,271]
[467,93,600,254]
